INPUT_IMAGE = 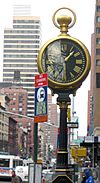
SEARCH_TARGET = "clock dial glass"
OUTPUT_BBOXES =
[41,39,87,84]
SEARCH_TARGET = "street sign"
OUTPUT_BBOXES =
[84,136,94,142]
[67,122,79,128]
[74,139,83,144]
[34,73,48,123]
[71,147,87,158]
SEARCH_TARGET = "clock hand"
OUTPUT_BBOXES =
[64,51,74,62]
[63,51,74,81]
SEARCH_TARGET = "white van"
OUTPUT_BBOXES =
[15,159,33,182]
[15,165,28,182]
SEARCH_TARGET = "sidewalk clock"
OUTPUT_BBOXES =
[37,7,91,91]
[37,7,91,183]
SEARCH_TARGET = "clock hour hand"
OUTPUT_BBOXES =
[64,51,74,62]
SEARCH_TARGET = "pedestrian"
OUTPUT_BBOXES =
[81,175,86,183]
[11,170,21,183]
[42,175,46,183]
[92,170,98,183]
[84,169,94,183]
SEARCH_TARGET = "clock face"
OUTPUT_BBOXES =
[38,37,90,89]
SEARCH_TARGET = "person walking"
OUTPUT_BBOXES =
[81,175,86,183]
[42,175,46,183]
[80,171,86,183]
[84,169,94,183]
[11,170,21,183]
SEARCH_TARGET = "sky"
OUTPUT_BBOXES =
[0,0,96,136]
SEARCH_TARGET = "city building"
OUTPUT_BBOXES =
[87,90,94,135]
[0,94,9,153]
[88,0,100,135]
[39,94,58,161]
[3,8,41,118]
[17,124,31,158]
[8,117,17,155]
[0,84,33,157]
[0,89,29,156]
[2,5,41,157]
[2,5,59,160]
[0,85,28,124]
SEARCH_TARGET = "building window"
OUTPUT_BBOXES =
[96,27,100,33]
[2,124,4,131]
[96,73,100,88]
[96,6,100,12]
[19,103,22,107]
[96,49,100,55]
[13,98,16,101]
[96,16,100,22]
[13,108,16,111]
[0,132,2,140]
[19,108,22,112]
[96,38,100,44]
[96,60,100,66]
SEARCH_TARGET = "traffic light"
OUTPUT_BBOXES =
[67,108,71,122]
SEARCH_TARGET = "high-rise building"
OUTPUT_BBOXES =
[89,0,100,135]
[3,12,41,117]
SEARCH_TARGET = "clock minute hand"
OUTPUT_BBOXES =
[63,51,74,81]
[65,51,74,62]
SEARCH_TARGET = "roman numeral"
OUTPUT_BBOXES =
[70,46,74,52]
[76,59,82,64]
[48,66,54,73]
[70,72,74,78]
[61,44,67,52]
[74,52,80,57]
[74,66,81,73]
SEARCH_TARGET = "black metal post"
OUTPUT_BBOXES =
[56,93,70,169]
[52,92,74,183]
[33,123,38,163]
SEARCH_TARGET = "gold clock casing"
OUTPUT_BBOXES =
[37,35,91,90]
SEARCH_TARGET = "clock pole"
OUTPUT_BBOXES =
[37,7,91,183]
[51,91,75,183]
[55,92,74,182]
[56,93,70,170]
